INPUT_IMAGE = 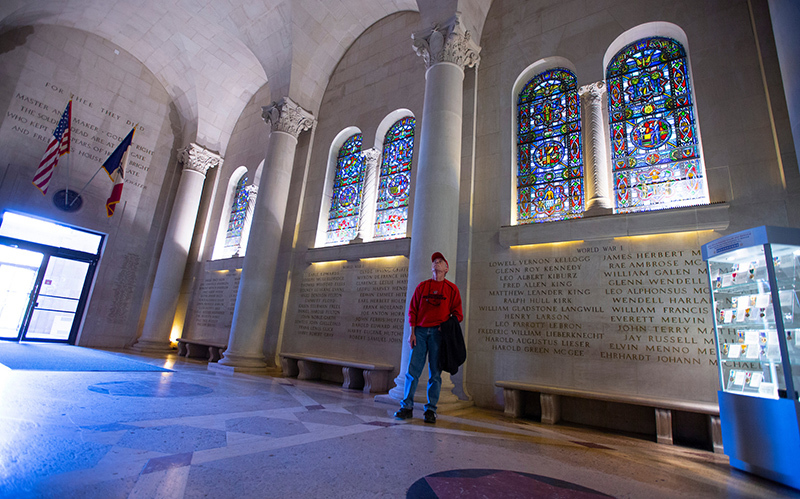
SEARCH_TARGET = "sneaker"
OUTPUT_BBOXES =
[394,408,413,419]
[423,410,436,424]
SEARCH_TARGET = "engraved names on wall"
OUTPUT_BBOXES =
[192,271,241,330]
[293,259,409,345]
[296,267,344,338]
[476,239,715,369]
[107,253,141,324]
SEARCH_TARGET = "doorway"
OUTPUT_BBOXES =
[0,212,103,344]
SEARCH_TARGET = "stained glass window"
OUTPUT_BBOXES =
[517,68,583,224]
[607,37,707,213]
[326,134,364,245]
[223,174,249,255]
[375,117,415,240]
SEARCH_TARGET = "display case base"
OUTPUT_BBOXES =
[719,391,800,490]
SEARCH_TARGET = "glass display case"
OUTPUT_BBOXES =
[702,226,800,490]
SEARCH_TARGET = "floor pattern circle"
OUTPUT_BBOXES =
[407,469,613,498]
[87,380,213,397]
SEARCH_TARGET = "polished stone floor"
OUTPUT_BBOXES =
[1,349,798,499]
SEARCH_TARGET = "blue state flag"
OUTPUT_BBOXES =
[102,128,135,180]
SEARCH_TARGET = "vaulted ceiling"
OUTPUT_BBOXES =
[0,0,491,154]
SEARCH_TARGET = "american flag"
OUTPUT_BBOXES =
[32,101,72,194]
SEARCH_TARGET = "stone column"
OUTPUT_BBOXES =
[767,0,800,177]
[134,144,220,351]
[579,81,614,215]
[353,148,381,243]
[215,97,314,371]
[236,184,258,256]
[387,15,479,404]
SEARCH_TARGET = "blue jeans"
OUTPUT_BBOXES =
[401,326,441,413]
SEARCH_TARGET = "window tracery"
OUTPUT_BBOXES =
[223,173,249,256]
[375,117,415,240]
[326,134,365,245]
[606,37,708,213]
[517,68,584,223]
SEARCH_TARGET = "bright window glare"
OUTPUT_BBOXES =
[0,245,43,268]
[0,213,102,254]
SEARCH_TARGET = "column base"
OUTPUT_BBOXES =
[379,374,468,409]
[214,351,268,374]
[129,339,174,353]
[207,362,270,375]
[374,393,400,406]
[388,377,406,401]
[584,204,613,217]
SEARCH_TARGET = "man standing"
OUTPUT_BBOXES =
[395,252,463,423]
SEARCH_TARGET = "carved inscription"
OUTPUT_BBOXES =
[6,85,153,193]
[600,247,714,366]
[481,254,598,357]
[348,265,407,343]
[293,261,408,344]
[296,268,344,338]
[476,242,715,367]
[107,253,141,324]
[193,272,240,328]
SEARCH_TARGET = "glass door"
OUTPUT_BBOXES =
[0,212,103,344]
[23,256,92,342]
[0,246,43,340]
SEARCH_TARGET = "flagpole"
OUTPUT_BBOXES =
[65,96,73,204]
[68,164,105,208]
[72,126,135,212]
[64,152,71,205]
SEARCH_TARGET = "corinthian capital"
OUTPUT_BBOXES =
[244,184,259,197]
[362,148,381,167]
[179,143,222,176]
[412,14,480,70]
[578,81,606,104]
[261,97,315,138]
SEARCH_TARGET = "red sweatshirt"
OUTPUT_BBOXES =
[408,278,463,327]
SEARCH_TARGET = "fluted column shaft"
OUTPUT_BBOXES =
[135,144,220,351]
[579,81,614,215]
[388,14,479,403]
[218,98,314,371]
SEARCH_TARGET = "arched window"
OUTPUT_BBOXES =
[326,133,364,245]
[606,37,707,213]
[517,68,583,223]
[375,117,415,240]
[223,174,249,256]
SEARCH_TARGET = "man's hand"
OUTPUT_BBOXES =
[409,330,416,348]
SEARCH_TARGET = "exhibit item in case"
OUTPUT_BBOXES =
[702,226,800,490]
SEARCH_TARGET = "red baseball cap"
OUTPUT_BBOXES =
[431,252,448,265]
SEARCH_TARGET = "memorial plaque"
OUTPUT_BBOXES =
[4,91,155,201]
[284,257,409,363]
[185,270,241,341]
[470,232,718,403]
[107,253,141,324]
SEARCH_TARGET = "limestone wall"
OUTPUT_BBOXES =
[282,258,409,366]
[275,11,425,372]
[0,25,179,347]
[468,0,800,409]
[468,232,718,406]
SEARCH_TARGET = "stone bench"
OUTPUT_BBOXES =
[177,338,227,363]
[496,380,722,453]
[280,353,393,393]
